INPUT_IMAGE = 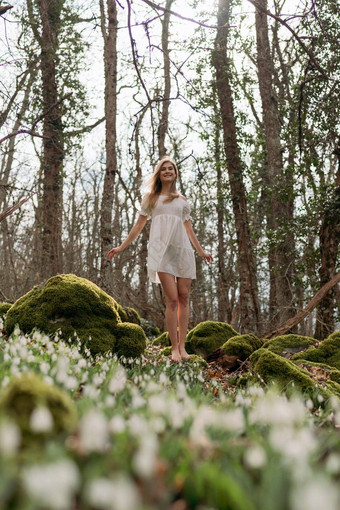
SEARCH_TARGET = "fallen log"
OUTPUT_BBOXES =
[264,272,340,339]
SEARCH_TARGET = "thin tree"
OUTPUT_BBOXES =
[99,0,118,294]
[212,0,261,333]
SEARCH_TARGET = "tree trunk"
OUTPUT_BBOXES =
[315,148,340,338]
[212,0,261,333]
[99,0,118,294]
[255,0,295,326]
[158,0,174,158]
[40,0,64,278]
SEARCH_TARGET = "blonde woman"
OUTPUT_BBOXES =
[108,157,212,362]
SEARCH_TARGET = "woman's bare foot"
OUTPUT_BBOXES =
[179,346,190,361]
[171,348,182,362]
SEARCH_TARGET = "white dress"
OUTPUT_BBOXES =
[139,194,196,284]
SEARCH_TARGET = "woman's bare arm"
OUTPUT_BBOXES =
[184,220,213,262]
[107,214,148,260]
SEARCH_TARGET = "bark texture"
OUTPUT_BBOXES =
[255,0,295,327]
[99,0,118,294]
[212,0,261,333]
[158,0,174,158]
[40,0,64,277]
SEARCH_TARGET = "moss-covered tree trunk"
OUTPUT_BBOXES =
[212,0,261,333]
[99,0,118,294]
[40,0,64,277]
[255,0,295,327]
[315,152,340,339]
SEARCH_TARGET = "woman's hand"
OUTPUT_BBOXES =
[199,251,213,263]
[107,246,123,260]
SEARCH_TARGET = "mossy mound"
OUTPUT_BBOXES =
[120,306,141,325]
[5,274,146,358]
[187,354,208,368]
[221,334,263,361]
[263,334,317,356]
[113,323,146,359]
[160,346,172,356]
[293,359,340,385]
[250,348,333,399]
[0,373,77,438]
[185,321,239,359]
[153,331,171,347]
[0,302,12,317]
[292,331,340,370]
[140,318,161,339]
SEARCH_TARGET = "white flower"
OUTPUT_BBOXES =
[133,434,159,479]
[0,421,21,455]
[79,410,109,453]
[86,476,141,510]
[22,459,80,510]
[244,445,267,469]
[109,415,125,434]
[290,477,340,510]
[30,406,54,433]
[109,366,127,394]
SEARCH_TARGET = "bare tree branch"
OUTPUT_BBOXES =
[264,272,340,339]
[0,193,36,223]
[0,5,13,16]
[247,0,328,78]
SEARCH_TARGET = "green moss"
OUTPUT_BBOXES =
[153,331,171,347]
[160,346,172,356]
[250,348,331,398]
[5,274,146,358]
[185,321,238,359]
[0,373,77,438]
[293,359,340,386]
[221,334,263,360]
[292,331,340,369]
[186,354,208,368]
[114,322,146,358]
[263,334,317,356]
[121,306,141,325]
[0,302,12,317]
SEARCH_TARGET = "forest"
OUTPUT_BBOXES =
[1,2,340,509]
[1,0,339,336]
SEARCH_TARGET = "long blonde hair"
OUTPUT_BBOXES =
[144,157,180,210]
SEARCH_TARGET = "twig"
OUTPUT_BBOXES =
[0,193,36,223]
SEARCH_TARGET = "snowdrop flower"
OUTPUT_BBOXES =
[128,414,149,437]
[86,475,141,510]
[83,384,100,399]
[148,393,168,415]
[223,408,245,432]
[326,454,340,475]
[290,477,340,510]
[79,409,109,453]
[30,406,54,433]
[22,459,80,510]
[105,395,116,407]
[109,366,127,394]
[65,376,78,391]
[109,415,125,434]
[77,358,87,369]
[159,372,168,385]
[0,421,21,455]
[133,433,159,479]
[249,393,307,428]
[244,445,267,469]
[269,427,315,464]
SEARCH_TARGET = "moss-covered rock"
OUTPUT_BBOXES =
[263,334,317,356]
[5,274,146,358]
[140,318,161,339]
[114,322,146,359]
[186,354,208,368]
[0,302,12,317]
[121,306,141,325]
[292,331,340,369]
[185,321,239,359]
[293,359,340,386]
[0,373,77,438]
[153,331,171,347]
[250,348,332,398]
[221,334,263,360]
[160,346,172,356]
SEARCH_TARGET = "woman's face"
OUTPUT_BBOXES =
[159,162,176,184]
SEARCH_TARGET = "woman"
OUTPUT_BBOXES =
[108,157,212,362]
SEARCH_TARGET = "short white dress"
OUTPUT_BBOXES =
[139,194,196,284]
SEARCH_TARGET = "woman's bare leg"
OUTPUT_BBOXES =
[158,272,181,362]
[177,277,192,359]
